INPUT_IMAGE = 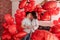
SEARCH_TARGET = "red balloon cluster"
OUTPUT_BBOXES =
[19,0,27,9]
[39,1,59,20]
[31,30,59,40]
[34,4,46,20]
[15,9,25,31]
[35,1,59,21]
[50,18,60,40]
[19,0,60,21]
[53,18,60,25]
[2,14,27,40]
[2,30,11,40]
[35,5,45,13]
[2,0,60,40]
[24,1,35,12]
[48,8,59,15]
[19,0,35,12]
[19,0,35,9]
[50,25,60,40]
[8,24,17,35]
[4,14,14,25]
[42,1,57,10]
[40,11,51,21]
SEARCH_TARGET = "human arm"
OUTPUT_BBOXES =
[21,19,31,29]
[32,19,39,32]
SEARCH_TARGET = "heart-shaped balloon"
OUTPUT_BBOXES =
[42,1,57,10]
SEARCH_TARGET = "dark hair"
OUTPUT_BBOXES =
[26,11,31,16]
[31,11,37,19]
[26,11,37,19]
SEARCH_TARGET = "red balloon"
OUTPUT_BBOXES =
[42,1,57,10]
[16,9,21,13]
[15,11,26,28]
[15,18,22,25]
[8,24,17,35]
[48,8,59,15]
[15,9,22,18]
[20,11,26,19]
[28,1,35,6]
[13,37,20,40]
[16,25,24,32]
[40,12,51,21]
[2,30,9,34]
[31,30,58,40]
[50,25,60,40]
[50,25,60,33]
[2,32,11,40]
[35,5,42,13]
[15,31,27,38]
[24,1,35,12]
[56,7,60,11]
[53,20,59,25]
[50,19,60,40]
[37,14,41,20]
[55,32,60,39]
[19,0,27,9]
[15,17,23,28]
[24,6,30,12]
[4,14,14,24]
[21,11,26,16]
[52,18,60,25]
[58,18,60,23]
[38,8,44,12]
[15,9,26,18]
[37,8,45,14]
[35,5,46,15]
[2,23,8,29]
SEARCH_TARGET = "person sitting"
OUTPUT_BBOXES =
[22,11,39,40]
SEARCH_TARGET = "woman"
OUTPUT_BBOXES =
[22,11,39,40]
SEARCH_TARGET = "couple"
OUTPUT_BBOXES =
[22,11,39,40]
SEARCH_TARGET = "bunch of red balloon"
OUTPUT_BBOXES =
[31,30,59,40]
[2,0,60,40]
[16,0,60,21]
[50,18,60,40]
[34,1,60,20]
[15,9,26,32]
[2,14,27,40]
[40,1,60,21]
[19,0,35,12]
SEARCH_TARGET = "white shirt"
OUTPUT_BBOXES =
[22,18,39,33]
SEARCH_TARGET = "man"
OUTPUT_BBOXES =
[22,11,39,40]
